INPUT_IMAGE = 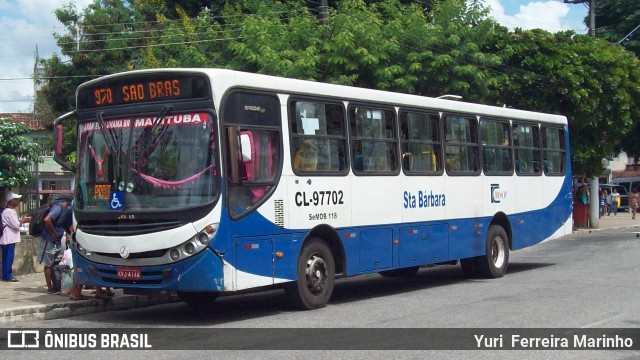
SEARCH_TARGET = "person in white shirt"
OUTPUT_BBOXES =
[1,191,31,282]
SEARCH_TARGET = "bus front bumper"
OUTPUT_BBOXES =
[72,248,225,292]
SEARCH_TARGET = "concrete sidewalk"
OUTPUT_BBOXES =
[1,210,639,324]
[0,272,180,324]
[572,208,640,235]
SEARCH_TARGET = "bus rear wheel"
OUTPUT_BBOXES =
[285,238,335,310]
[477,225,509,278]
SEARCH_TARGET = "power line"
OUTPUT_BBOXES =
[618,23,640,44]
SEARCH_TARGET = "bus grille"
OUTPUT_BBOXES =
[78,220,183,236]
[95,249,168,259]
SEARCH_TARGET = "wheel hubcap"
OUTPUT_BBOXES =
[491,236,505,268]
[305,254,327,294]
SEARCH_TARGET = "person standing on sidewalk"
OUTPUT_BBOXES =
[1,192,31,282]
[630,188,640,220]
[608,188,620,216]
[37,195,72,293]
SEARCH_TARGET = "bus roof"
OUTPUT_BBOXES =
[79,68,568,125]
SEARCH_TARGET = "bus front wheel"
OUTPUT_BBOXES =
[477,225,509,278]
[285,238,335,310]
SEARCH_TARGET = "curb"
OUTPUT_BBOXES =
[573,224,640,235]
[0,293,181,324]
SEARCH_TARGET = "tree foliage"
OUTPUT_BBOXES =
[595,0,640,57]
[0,119,41,193]
[493,29,640,176]
[595,0,640,163]
[37,0,640,177]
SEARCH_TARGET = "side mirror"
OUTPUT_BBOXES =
[53,111,77,173]
[240,131,254,162]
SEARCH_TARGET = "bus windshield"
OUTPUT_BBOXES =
[76,111,219,211]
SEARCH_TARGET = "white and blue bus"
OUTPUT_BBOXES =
[54,69,573,309]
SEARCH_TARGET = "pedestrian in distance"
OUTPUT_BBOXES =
[630,188,640,220]
[601,188,609,217]
[37,195,72,293]
[608,188,620,216]
[1,191,31,282]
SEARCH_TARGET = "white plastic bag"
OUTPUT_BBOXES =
[61,269,73,295]
[61,248,74,268]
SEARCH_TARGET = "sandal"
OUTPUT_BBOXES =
[70,295,90,301]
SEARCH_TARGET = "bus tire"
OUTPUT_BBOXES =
[379,266,420,277]
[460,258,479,278]
[177,291,218,308]
[476,225,509,278]
[285,238,335,310]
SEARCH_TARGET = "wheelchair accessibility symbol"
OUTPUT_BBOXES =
[110,191,124,210]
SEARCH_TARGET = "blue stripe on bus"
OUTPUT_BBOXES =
[220,172,573,280]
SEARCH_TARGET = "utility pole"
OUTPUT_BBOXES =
[564,0,595,36]
[320,0,328,25]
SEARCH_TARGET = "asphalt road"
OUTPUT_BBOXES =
[4,229,640,359]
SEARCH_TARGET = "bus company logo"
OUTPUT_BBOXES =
[7,330,39,348]
[244,105,266,113]
[491,184,507,203]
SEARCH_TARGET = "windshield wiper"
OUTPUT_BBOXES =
[96,111,118,154]
[130,106,173,176]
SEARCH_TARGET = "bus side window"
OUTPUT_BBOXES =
[399,110,441,175]
[293,139,318,171]
[289,100,347,174]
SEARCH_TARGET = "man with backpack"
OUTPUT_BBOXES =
[36,195,73,293]
[1,191,31,282]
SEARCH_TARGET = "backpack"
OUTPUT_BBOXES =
[28,203,54,236]
[29,202,71,237]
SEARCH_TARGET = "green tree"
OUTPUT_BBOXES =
[595,0,640,57]
[0,118,41,203]
[595,0,640,162]
[40,0,640,177]
[493,29,640,177]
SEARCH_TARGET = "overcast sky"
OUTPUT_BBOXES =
[0,0,588,114]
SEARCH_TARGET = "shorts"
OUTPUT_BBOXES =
[37,239,62,268]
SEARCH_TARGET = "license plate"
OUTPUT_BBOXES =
[116,267,141,280]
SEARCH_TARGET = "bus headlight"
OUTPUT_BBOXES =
[198,232,211,245]
[185,243,195,255]
[166,223,218,262]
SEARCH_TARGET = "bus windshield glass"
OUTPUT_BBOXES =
[76,112,219,211]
